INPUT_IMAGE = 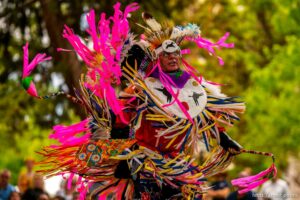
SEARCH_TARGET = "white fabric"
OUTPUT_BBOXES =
[145,77,207,119]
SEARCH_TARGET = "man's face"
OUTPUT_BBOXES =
[159,51,181,72]
[0,171,11,186]
[25,160,34,171]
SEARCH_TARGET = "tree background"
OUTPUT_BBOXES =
[0,0,299,189]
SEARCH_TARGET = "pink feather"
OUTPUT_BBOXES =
[22,42,52,78]
[62,26,94,67]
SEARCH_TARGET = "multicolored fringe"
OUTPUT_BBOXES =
[38,139,137,199]
[88,179,135,200]
[113,145,234,191]
[35,51,245,199]
[122,60,245,152]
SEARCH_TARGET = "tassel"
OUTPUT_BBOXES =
[22,43,82,104]
[232,149,277,194]
[21,42,51,98]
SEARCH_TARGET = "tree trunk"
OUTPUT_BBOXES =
[40,0,86,118]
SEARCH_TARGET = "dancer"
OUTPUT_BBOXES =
[21,2,276,199]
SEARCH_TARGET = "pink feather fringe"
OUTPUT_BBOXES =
[231,163,277,194]
[62,3,139,124]
[50,119,90,146]
[187,32,234,66]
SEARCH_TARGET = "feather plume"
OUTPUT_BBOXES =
[142,12,162,32]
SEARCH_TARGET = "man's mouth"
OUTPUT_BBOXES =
[168,60,178,66]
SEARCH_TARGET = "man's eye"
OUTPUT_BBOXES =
[163,52,169,57]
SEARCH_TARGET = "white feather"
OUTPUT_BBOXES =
[145,18,162,32]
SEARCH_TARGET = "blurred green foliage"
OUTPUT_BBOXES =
[0,0,299,184]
